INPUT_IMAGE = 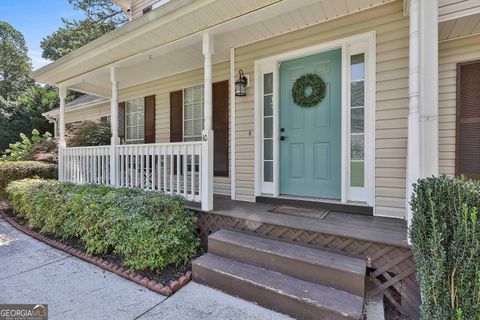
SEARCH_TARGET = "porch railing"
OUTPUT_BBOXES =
[59,142,203,202]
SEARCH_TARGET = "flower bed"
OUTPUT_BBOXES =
[4,179,201,293]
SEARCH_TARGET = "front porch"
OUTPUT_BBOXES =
[189,196,418,318]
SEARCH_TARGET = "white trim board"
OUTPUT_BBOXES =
[253,31,376,208]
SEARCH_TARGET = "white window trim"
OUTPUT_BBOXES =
[125,97,145,144]
[182,84,204,142]
[254,31,376,208]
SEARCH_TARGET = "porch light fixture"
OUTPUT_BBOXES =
[235,70,248,96]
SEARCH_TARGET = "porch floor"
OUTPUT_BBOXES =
[187,196,409,248]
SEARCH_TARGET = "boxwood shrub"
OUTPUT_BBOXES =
[410,175,480,320]
[6,179,200,273]
[0,161,57,198]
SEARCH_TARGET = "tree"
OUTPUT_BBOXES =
[17,86,59,134]
[0,22,32,100]
[0,97,31,153]
[41,0,127,61]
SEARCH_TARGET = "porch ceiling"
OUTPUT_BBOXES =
[32,0,397,97]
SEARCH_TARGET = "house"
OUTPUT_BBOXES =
[33,0,480,318]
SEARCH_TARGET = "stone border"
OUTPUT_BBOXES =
[0,207,191,297]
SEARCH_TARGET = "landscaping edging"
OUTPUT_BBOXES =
[0,205,192,297]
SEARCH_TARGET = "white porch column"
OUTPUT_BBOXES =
[201,33,214,211]
[58,86,67,181]
[420,0,439,177]
[407,0,439,234]
[110,66,119,186]
[58,86,67,148]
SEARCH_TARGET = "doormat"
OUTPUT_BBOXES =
[268,205,329,219]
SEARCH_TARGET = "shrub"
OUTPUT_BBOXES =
[1,129,53,161]
[410,175,480,320]
[67,121,111,147]
[0,161,57,198]
[6,179,200,273]
[28,138,58,164]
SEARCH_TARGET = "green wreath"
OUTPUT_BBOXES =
[291,73,326,108]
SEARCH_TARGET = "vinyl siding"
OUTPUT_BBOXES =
[439,0,480,21]
[119,61,231,196]
[131,0,160,20]
[64,102,111,124]
[438,34,480,175]
[234,1,409,218]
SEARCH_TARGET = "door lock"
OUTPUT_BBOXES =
[280,136,287,141]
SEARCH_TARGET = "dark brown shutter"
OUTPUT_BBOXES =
[170,90,183,142]
[144,95,156,143]
[456,60,480,179]
[213,80,229,177]
[118,102,126,143]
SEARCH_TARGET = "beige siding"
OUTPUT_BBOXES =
[64,102,110,124]
[119,61,231,196]
[439,0,480,21]
[438,34,480,176]
[234,1,409,218]
[131,0,159,20]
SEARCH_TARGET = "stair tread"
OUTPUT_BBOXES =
[193,253,364,318]
[210,229,366,275]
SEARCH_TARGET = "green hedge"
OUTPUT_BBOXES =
[410,175,480,320]
[6,179,200,273]
[0,161,57,198]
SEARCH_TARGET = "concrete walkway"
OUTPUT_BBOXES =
[0,217,291,320]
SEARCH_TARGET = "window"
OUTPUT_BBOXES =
[350,54,365,188]
[125,98,144,143]
[263,73,274,184]
[183,85,204,142]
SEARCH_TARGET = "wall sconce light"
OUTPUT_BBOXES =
[235,70,248,96]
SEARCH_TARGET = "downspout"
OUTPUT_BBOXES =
[407,0,421,239]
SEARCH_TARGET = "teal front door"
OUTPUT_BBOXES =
[279,49,342,199]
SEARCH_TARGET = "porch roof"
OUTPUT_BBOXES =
[30,0,396,97]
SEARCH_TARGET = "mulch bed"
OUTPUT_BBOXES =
[0,201,194,297]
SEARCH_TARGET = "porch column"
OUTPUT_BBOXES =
[58,86,67,181]
[420,0,439,177]
[201,33,214,211]
[406,0,439,234]
[407,0,421,231]
[58,86,67,148]
[110,66,119,186]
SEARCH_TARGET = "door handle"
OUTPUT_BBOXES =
[280,136,288,141]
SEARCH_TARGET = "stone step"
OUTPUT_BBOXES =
[192,253,364,320]
[208,229,366,296]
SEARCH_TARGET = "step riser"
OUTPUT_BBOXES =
[209,238,365,297]
[193,263,358,320]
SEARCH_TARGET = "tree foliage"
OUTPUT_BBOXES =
[18,86,58,134]
[0,97,31,153]
[0,21,32,100]
[41,0,127,61]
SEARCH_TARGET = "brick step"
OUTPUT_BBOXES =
[208,229,366,296]
[193,253,364,320]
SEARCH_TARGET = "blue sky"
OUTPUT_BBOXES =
[0,0,84,70]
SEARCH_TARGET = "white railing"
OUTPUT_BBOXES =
[60,146,111,185]
[59,142,203,203]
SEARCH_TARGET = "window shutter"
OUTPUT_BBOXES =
[213,80,229,177]
[170,90,183,142]
[456,60,480,179]
[118,102,126,143]
[144,95,156,143]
